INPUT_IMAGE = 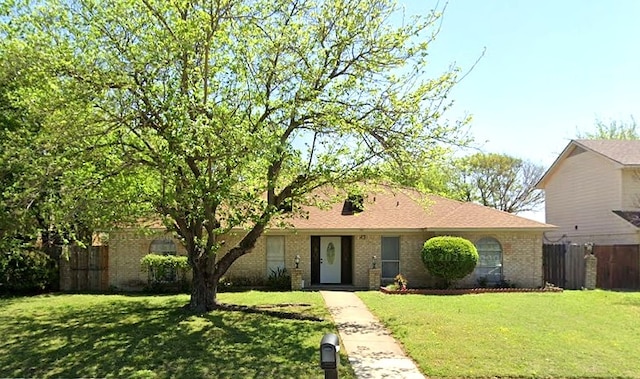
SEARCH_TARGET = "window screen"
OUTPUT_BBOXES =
[474,237,503,285]
[381,236,400,279]
[266,236,285,274]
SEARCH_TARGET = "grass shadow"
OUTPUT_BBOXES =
[0,294,353,378]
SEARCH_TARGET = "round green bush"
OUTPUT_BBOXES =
[421,236,479,287]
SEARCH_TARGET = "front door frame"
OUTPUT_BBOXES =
[311,236,353,285]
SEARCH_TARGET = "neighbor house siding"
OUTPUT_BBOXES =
[621,168,640,210]
[544,150,632,244]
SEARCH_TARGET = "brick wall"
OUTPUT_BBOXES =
[108,229,187,290]
[108,229,544,290]
[425,231,544,288]
[222,232,431,288]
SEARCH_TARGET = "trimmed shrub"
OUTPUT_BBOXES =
[0,248,58,293]
[140,254,190,292]
[421,236,479,288]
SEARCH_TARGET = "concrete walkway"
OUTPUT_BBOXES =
[320,291,425,379]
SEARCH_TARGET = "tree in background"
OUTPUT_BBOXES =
[577,116,639,140]
[2,0,469,311]
[456,153,544,213]
[379,144,470,198]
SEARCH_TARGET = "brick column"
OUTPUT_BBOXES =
[584,254,597,290]
[368,268,381,290]
[291,268,303,290]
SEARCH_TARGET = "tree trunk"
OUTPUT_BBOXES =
[186,222,266,312]
[189,249,218,312]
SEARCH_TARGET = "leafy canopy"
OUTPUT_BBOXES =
[2,0,470,309]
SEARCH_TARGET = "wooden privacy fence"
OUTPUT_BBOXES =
[593,245,640,290]
[544,244,640,290]
[59,246,109,292]
[543,244,587,289]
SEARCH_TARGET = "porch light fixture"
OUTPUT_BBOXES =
[295,254,300,269]
[372,255,377,269]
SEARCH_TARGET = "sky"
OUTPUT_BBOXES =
[398,0,640,220]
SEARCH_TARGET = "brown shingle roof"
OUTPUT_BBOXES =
[287,188,553,231]
[574,139,640,166]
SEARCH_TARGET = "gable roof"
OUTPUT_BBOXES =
[537,139,640,188]
[287,188,554,232]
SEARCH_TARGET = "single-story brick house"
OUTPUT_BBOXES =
[108,188,555,290]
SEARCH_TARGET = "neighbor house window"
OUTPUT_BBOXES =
[381,236,400,280]
[266,236,285,275]
[149,238,178,282]
[474,237,503,285]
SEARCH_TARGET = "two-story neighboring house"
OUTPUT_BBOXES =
[537,139,640,245]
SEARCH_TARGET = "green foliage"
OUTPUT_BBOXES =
[455,152,545,213]
[267,267,291,291]
[2,0,469,309]
[140,254,190,273]
[140,254,190,292]
[577,116,639,140]
[0,45,155,247]
[385,273,408,291]
[0,246,57,293]
[379,145,471,198]
[421,236,478,287]
[394,274,408,290]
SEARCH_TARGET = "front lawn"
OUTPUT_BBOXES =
[0,292,354,378]
[358,290,640,378]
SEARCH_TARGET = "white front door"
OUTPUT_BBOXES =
[320,237,341,283]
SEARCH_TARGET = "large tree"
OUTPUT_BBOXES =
[2,0,468,311]
[456,153,544,213]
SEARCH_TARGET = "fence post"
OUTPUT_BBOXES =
[584,252,597,290]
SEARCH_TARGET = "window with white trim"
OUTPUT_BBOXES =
[381,236,400,280]
[474,237,503,285]
[266,236,285,275]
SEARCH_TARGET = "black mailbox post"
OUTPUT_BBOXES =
[320,333,340,379]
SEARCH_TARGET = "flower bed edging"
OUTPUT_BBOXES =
[379,287,563,295]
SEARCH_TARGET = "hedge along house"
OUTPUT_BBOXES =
[107,188,555,291]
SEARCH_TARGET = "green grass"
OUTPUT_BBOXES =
[0,291,354,379]
[358,290,640,378]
